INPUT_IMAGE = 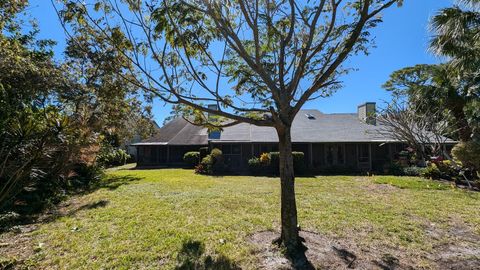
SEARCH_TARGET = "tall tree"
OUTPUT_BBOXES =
[60,20,155,157]
[383,64,476,142]
[0,0,72,209]
[384,0,480,142]
[55,0,401,264]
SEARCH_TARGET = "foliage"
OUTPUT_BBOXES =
[259,153,271,165]
[385,162,405,176]
[194,156,212,175]
[57,0,401,257]
[0,1,153,213]
[383,1,480,142]
[69,163,104,189]
[247,157,263,176]
[0,5,73,210]
[195,149,225,175]
[97,148,131,168]
[402,167,426,177]
[421,163,442,180]
[452,141,480,174]
[292,152,307,174]
[183,152,200,168]
[248,152,306,175]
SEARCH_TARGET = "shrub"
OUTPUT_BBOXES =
[69,163,104,189]
[248,157,263,175]
[436,160,459,180]
[292,152,306,174]
[259,153,271,165]
[183,152,200,167]
[452,141,480,173]
[386,162,404,176]
[402,166,426,177]
[195,155,213,175]
[263,151,306,175]
[97,149,130,167]
[210,148,225,174]
[421,163,442,179]
[210,148,222,159]
[195,149,225,175]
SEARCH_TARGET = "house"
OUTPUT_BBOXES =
[125,120,161,159]
[133,103,455,172]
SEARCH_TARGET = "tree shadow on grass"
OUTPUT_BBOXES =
[0,175,141,233]
[94,175,143,191]
[175,240,241,270]
[332,246,357,268]
[373,254,400,270]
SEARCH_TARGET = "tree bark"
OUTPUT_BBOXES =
[277,124,307,266]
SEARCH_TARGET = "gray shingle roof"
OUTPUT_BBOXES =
[133,109,454,145]
[137,118,208,145]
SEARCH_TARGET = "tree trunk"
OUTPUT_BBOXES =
[277,125,307,266]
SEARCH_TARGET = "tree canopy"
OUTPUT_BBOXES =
[384,0,480,142]
[55,0,401,265]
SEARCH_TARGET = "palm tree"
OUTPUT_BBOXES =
[430,0,480,71]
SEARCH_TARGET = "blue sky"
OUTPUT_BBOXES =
[29,0,452,125]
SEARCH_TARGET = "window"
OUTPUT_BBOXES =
[305,114,315,120]
[208,131,221,139]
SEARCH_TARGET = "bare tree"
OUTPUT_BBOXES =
[378,99,455,166]
[54,0,401,264]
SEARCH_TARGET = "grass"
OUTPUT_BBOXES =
[3,167,480,269]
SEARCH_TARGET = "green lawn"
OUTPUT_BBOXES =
[2,167,480,269]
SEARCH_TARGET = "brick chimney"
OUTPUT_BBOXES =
[358,102,376,125]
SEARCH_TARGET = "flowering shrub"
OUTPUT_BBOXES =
[194,148,225,175]
[259,153,270,165]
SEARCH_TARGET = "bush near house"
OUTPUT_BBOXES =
[183,152,200,168]
[97,149,131,168]
[247,157,263,175]
[402,166,426,177]
[452,141,480,177]
[195,148,225,175]
[248,151,306,175]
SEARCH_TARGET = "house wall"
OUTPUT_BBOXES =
[137,142,410,172]
[136,145,206,167]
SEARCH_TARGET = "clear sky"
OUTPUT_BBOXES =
[28,0,452,125]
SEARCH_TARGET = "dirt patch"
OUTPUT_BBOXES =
[425,221,480,270]
[354,178,399,194]
[249,228,480,270]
